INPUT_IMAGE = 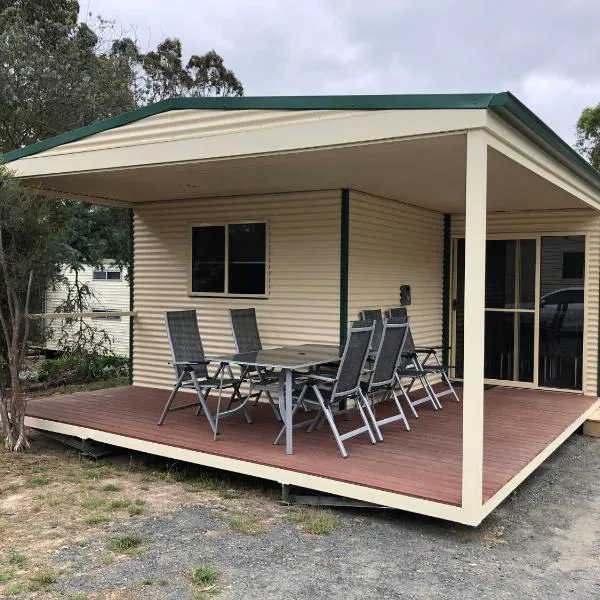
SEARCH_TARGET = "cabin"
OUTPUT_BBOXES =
[4,92,600,525]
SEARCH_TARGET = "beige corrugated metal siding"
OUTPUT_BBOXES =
[133,191,341,389]
[348,190,445,348]
[33,109,370,157]
[452,209,600,395]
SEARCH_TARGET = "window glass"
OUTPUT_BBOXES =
[562,252,584,279]
[228,223,266,295]
[92,269,121,281]
[191,223,267,295]
[191,226,225,293]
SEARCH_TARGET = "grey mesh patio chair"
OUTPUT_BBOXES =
[388,307,460,407]
[360,308,384,358]
[273,320,380,458]
[361,317,411,433]
[229,308,281,421]
[159,310,252,438]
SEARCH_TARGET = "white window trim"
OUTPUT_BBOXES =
[188,220,270,298]
[92,268,123,282]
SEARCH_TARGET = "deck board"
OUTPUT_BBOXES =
[25,386,597,507]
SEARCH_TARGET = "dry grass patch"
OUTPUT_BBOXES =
[286,507,339,535]
[0,431,284,597]
[222,514,269,535]
[107,534,145,555]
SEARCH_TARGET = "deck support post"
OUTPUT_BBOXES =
[461,129,487,522]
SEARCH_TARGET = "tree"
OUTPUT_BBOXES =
[576,104,600,171]
[0,2,244,450]
[0,167,66,450]
[111,38,244,105]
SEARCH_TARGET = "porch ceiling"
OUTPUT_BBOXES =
[12,133,589,213]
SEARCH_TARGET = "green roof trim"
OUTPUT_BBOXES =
[2,91,600,192]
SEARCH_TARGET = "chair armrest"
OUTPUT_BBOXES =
[171,360,210,366]
[415,345,451,352]
[307,374,336,384]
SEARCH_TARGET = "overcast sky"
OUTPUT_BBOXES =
[80,0,600,145]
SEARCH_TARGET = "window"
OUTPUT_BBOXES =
[191,223,267,295]
[92,268,122,281]
[562,252,585,279]
[91,308,121,320]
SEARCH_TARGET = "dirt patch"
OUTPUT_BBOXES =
[0,431,284,598]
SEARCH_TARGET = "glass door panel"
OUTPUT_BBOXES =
[453,238,536,383]
[538,236,585,389]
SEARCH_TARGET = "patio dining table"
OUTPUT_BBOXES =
[206,343,342,454]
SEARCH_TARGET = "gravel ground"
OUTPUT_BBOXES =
[53,433,600,599]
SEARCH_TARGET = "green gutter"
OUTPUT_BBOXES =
[340,188,350,346]
[489,91,600,194]
[442,214,451,366]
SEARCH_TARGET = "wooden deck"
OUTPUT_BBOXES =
[25,385,597,512]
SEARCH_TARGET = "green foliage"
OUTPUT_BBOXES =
[191,565,219,585]
[38,353,129,386]
[106,533,144,554]
[6,550,25,566]
[576,104,600,171]
[111,38,243,106]
[28,567,58,590]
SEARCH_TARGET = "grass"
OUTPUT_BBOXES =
[222,514,268,535]
[106,533,144,555]
[81,495,106,510]
[4,583,22,597]
[85,513,111,526]
[191,565,219,585]
[128,504,144,516]
[28,568,58,591]
[0,571,14,582]
[102,483,120,492]
[286,507,339,535]
[7,550,26,566]
[108,499,129,510]
[67,594,89,600]
[30,475,50,487]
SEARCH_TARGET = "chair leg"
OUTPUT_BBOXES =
[264,389,282,421]
[358,390,383,442]
[273,401,303,445]
[158,372,186,425]
[317,397,348,458]
[190,374,219,435]
[354,393,379,444]
[395,373,419,418]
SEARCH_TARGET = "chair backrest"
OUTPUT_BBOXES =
[370,317,409,390]
[332,320,374,398]
[387,308,416,365]
[164,310,209,380]
[387,306,407,319]
[360,308,384,354]
[230,308,262,353]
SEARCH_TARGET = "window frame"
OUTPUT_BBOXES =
[188,220,269,298]
[92,268,122,282]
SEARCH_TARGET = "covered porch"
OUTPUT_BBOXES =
[5,93,600,525]
[25,385,597,524]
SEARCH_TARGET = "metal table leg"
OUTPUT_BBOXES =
[285,368,293,455]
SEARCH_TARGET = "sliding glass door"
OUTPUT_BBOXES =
[452,235,585,390]
[538,236,585,389]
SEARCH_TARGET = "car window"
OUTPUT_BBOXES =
[543,289,583,306]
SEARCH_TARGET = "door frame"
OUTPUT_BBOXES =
[450,231,588,392]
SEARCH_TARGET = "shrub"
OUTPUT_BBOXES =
[38,353,129,386]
